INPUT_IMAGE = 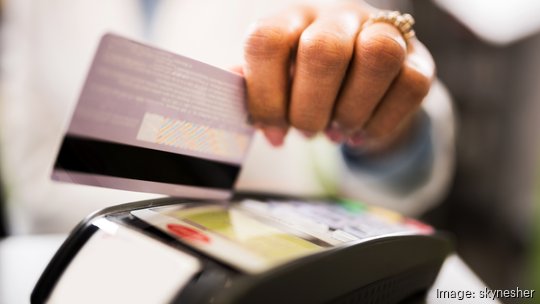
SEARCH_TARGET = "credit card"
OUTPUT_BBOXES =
[53,33,254,199]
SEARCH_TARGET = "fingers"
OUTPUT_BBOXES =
[243,6,315,146]
[333,22,406,137]
[363,40,435,140]
[244,4,435,148]
[288,8,362,133]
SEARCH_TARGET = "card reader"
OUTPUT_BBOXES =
[31,194,452,304]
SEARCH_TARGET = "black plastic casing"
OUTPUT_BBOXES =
[31,195,453,304]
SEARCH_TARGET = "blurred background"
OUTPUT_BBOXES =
[1,0,540,302]
[408,0,540,297]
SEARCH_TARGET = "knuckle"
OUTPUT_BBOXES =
[400,67,432,103]
[299,32,351,73]
[367,122,394,139]
[244,23,289,60]
[248,102,286,126]
[334,96,377,133]
[251,112,287,127]
[289,112,327,132]
[358,34,405,77]
[335,113,366,133]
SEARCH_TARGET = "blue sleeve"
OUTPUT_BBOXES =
[341,110,434,195]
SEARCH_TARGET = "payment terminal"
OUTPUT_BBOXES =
[31,194,452,304]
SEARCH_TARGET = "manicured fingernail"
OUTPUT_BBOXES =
[325,124,345,144]
[263,127,286,147]
[301,131,316,139]
[346,132,366,147]
[325,121,347,144]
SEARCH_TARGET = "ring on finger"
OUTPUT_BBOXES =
[363,10,415,44]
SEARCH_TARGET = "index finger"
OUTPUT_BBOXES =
[243,6,315,133]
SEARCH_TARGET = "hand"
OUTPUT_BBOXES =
[242,2,435,148]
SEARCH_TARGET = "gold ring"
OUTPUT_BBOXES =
[364,11,416,43]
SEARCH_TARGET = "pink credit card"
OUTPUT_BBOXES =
[53,34,254,200]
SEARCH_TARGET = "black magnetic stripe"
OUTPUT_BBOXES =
[54,136,239,189]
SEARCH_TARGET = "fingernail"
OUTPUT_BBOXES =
[324,127,345,144]
[346,132,366,147]
[325,121,346,144]
[263,127,286,147]
[301,131,316,139]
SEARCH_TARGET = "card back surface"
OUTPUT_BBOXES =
[53,34,253,200]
